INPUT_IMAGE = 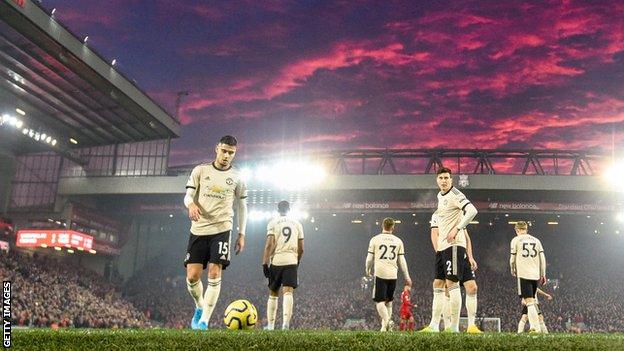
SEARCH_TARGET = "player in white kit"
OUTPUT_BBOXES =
[510,221,547,333]
[365,218,412,331]
[518,287,552,333]
[183,135,248,330]
[430,214,479,332]
[421,167,480,333]
[262,201,305,330]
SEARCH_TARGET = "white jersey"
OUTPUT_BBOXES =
[267,215,304,266]
[431,211,467,252]
[435,186,470,251]
[510,234,545,280]
[186,163,247,235]
[367,233,405,280]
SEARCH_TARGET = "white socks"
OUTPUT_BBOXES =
[518,316,527,333]
[449,285,462,332]
[526,302,540,332]
[429,288,445,330]
[540,320,548,333]
[466,293,477,326]
[376,302,390,331]
[186,279,204,309]
[282,292,294,329]
[200,278,221,324]
[267,296,278,329]
[385,301,393,322]
[443,295,452,329]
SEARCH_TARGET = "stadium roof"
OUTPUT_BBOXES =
[0,0,180,156]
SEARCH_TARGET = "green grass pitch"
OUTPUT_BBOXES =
[10,329,624,350]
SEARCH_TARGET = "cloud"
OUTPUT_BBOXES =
[54,0,623,167]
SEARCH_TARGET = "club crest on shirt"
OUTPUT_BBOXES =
[226,177,234,185]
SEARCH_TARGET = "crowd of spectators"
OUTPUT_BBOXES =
[1,252,150,328]
[2,217,624,332]
[122,261,624,332]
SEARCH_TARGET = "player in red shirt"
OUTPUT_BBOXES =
[399,285,415,331]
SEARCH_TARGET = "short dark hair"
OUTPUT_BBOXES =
[437,167,452,175]
[219,135,237,146]
[278,200,290,214]
[382,217,395,231]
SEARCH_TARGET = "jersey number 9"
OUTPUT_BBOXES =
[282,227,292,242]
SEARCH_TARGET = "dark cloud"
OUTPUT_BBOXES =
[44,0,624,168]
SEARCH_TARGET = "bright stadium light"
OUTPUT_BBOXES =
[15,108,25,116]
[51,139,57,146]
[239,167,253,182]
[255,165,271,182]
[289,206,309,220]
[603,160,624,189]
[111,59,117,66]
[255,160,327,190]
[51,8,56,15]
[83,36,89,43]
[249,210,262,221]
[7,116,18,126]
[249,210,275,222]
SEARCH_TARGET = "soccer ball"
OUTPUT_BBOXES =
[223,299,258,330]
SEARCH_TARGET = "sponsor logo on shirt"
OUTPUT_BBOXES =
[210,186,226,194]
